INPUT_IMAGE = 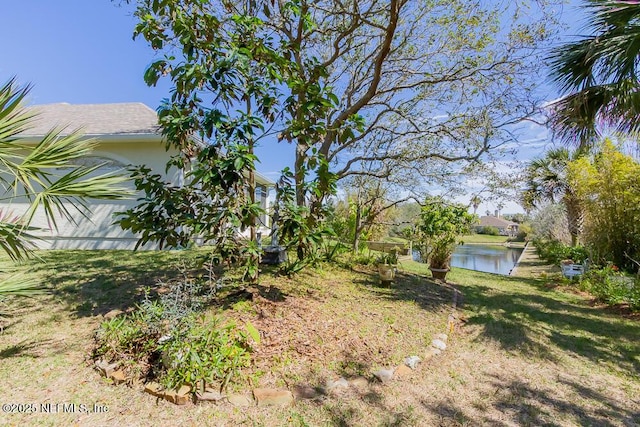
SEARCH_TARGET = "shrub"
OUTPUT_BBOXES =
[509,231,527,242]
[350,250,377,266]
[93,276,257,391]
[530,203,571,244]
[512,223,532,242]
[477,226,500,235]
[568,140,640,273]
[94,309,162,379]
[158,316,254,391]
[376,249,399,266]
[579,266,640,311]
[534,239,589,264]
[413,196,475,269]
[320,241,349,262]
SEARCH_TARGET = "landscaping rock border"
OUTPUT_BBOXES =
[95,276,462,408]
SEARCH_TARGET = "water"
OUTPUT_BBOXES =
[414,244,524,275]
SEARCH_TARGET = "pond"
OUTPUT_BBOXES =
[414,244,524,275]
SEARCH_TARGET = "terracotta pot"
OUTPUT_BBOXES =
[429,267,450,281]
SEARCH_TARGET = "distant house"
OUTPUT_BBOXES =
[475,216,519,237]
[7,102,274,250]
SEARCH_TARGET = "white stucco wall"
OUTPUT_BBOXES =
[1,138,180,250]
[1,137,274,250]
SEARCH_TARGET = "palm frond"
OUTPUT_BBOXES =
[549,1,640,144]
[24,129,99,169]
[0,273,46,301]
[0,78,36,141]
[25,165,132,228]
[0,77,134,231]
[549,85,611,146]
[0,209,39,261]
[522,148,575,208]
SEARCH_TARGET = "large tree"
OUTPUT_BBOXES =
[264,0,558,213]
[125,0,559,260]
[568,139,640,272]
[522,147,585,246]
[549,0,640,145]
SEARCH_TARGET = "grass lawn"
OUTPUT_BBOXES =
[0,249,638,426]
[460,234,511,244]
[382,237,409,244]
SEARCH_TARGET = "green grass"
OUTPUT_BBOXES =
[460,234,510,244]
[403,260,640,425]
[382,236,409,244]
[404,260,640,378]
[18,248,214,317]
[0,249,638,426]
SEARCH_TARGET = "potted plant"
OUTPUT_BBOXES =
[377,250,398,284]
[427,241,455,280]
[413,197,475,282]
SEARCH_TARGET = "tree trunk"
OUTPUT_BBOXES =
[565,194,584,247]
[247,97,258,284]
[352,204,362,252]
[294,144,306,261]
[295,144,307,209]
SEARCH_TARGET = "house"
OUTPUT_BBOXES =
[475,215,519,237]
[8,102,274,250]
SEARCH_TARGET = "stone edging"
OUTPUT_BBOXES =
[95,276,462,408]
[508,241,530,276]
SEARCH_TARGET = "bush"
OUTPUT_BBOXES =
[534,239,589,264]
[93,277,257,392]
[477,226,500,235]
[568,140,640,273]
[347,250,378,267]
[530,203,571,244]
[509,230,527,242]
[320,241,349,262]
[94,309,162,379]
[513,223,532,242]
[579,266,640,311]
[158,317,254,391]
[413,197,475,269]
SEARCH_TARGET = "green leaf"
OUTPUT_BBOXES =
[245,321,260,345]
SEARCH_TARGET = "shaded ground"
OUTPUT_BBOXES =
[0,249,638,426]
[510,243,561,279]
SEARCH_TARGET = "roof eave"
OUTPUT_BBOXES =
[254,170,276,187]
[16,133,164,144]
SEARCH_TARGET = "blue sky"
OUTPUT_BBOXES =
[1,1,170,106]
[1,1,587,214]
[1,0,293,181]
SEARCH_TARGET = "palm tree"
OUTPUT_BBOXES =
[549,1,640,145]
[0,78,131,299]
[496,202,504,217]
[470,195,481,215]
[522,148,584,246]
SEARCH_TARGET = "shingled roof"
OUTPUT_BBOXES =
[21,102,160,137]
[477,216,517,228]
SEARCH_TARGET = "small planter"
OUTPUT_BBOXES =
[429,267,450,281]
[378,264,397,284]
[260,246,288,265]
